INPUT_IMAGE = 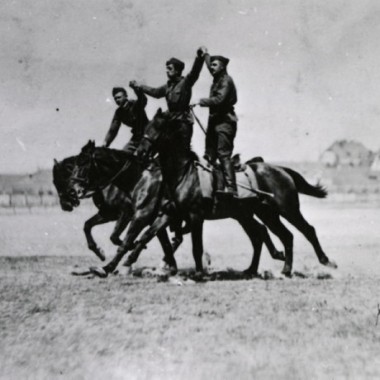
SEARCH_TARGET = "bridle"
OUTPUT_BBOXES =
[71,149,133,197]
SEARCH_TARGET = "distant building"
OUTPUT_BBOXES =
[370,151,380,172]
[320,140,373,168]
[0,168,54,194]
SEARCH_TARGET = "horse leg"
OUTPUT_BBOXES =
[157,229,178,272]
[191,218,204,274]
[90,211,152,277]
[255,207,294,276]
[84,213,112,261]
[122,214,174,268]
[285,209,337,269]
[237,217,264,276]
[254,214,285,262]
[110,211,131,246]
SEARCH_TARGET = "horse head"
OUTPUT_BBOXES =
[70,140,101,198]
[70,140,135,199]
[52,157,80,211]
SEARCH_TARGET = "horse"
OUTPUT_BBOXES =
[53,156,133,260]
[69,142,286,277]
[53,152,182,269]
[133,108,337,277]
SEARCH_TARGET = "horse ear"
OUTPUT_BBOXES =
[53,158,58,165]
[81,140,92,153]
[156,108,162,116]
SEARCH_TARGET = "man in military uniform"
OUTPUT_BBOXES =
[130,47,206,151]
[103,85,149,154]
[195,53,239,198]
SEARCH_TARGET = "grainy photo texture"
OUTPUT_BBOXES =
[1,1,380,379]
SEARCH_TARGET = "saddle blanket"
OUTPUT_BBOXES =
[196,159,259,199]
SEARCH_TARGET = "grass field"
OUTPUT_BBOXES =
[1,199,380,379]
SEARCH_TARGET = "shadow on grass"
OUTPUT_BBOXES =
[71,265,334,283]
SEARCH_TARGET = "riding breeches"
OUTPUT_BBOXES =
[205,121,237,163]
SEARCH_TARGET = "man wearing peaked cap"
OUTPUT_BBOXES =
[195,50,239,199]
[166,57,185,73]
[130,48,206,151]
[210,55,229,66]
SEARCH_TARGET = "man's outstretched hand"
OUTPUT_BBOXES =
[197,46,208,58]
[129,80,140,89]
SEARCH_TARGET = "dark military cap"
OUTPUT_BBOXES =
[166,57,185,72]
[210,55,230,66]
[112,87,127,96]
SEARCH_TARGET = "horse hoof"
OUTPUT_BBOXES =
[89,266,108,278]
[161,260,178,275]
[192,271,204,282]
[281,265,292,278]
[243,268,254,276]
[323,259,338,269]
[243,269,261,279]
[93,248,105,261]
[98,249,106,261]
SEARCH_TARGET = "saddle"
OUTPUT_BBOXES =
[196,154,263,200]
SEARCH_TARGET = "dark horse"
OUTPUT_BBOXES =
[132,109,337,276]
[53,150,183,268]
[53,156,132,260]
[70,142,286,277]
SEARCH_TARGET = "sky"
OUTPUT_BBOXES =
[1,0,380,173]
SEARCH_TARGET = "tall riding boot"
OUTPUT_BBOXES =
[216,157,238,198]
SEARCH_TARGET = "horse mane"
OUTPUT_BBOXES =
[245,156,265,165]
[53,155,77,183]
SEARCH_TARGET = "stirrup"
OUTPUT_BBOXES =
[215,189,238,200]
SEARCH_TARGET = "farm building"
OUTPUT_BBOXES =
[320,140,373,168]
[370,152,380,172]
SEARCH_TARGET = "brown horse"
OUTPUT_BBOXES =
[70,142,286,277]
[53,156,133,260]
[53,150,184,269]
[133,109,337,276]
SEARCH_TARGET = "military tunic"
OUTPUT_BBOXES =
[200,55,238,161]
[139,56,204,115]
[138,56,204,151]
[104,88,149,154]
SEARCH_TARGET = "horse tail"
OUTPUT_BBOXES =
[280,166,328,198]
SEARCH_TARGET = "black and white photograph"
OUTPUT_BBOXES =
[1,1,380,379]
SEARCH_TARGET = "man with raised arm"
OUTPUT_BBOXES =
[194,51,239,198]
[103,85,149,154]
[130,47,206,150]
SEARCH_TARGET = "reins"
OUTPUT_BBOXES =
[190,105,207,135]
[72,149,133,194]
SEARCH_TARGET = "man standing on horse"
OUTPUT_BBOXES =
[194,51,239,198]
[130,47,207,151]
[102,85,149,154]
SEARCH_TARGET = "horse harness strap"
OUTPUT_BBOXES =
[87,151,133,192]
[195,161,274,198]
[142,134,155,145]
[190,107,207,135]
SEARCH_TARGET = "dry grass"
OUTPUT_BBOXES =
[1,201,380,379]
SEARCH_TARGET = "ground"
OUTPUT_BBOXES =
[1,199,380,379]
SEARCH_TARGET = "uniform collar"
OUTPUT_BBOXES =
[213,70,227,82]
[119,100,130,110]
[168,76,183,86]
